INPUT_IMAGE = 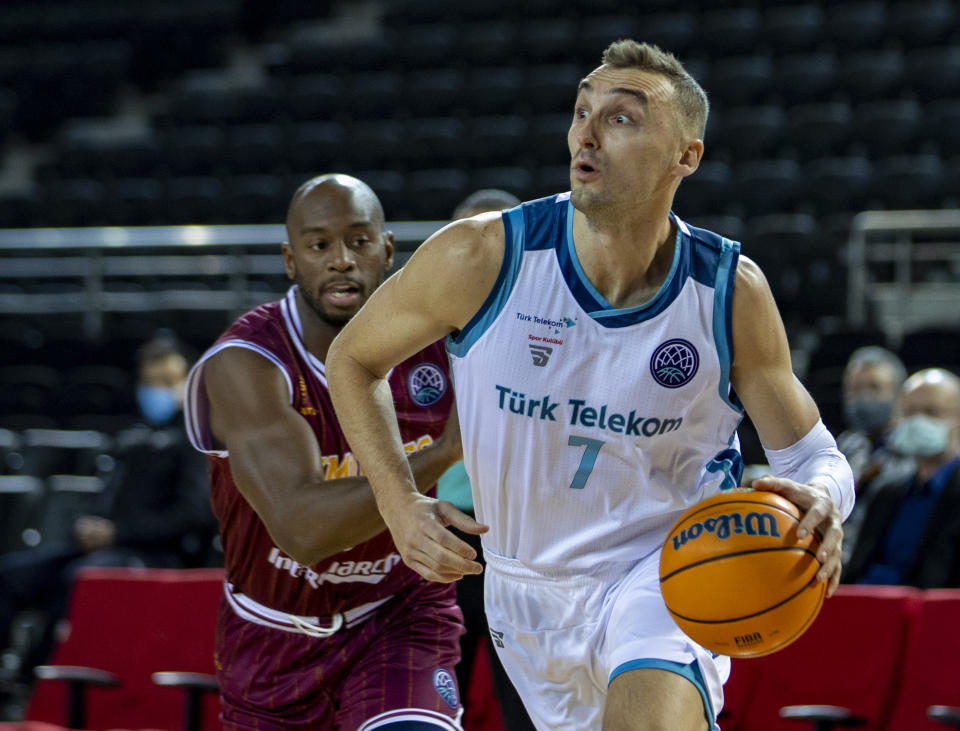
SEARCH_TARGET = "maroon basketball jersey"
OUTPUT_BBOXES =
[185,287,453,618]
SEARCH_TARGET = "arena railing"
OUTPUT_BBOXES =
[846,209,960,345]
[0,222,445,339]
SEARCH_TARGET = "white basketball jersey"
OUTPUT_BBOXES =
[447,193,744,571]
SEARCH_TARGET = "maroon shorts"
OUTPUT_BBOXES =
[215,580,465,730]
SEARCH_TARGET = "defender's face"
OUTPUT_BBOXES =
[283,189,394,327]
[568,66,683,212]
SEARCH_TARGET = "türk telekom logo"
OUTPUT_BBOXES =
[516,310,577,334]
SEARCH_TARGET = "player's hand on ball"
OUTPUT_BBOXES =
[382,492,488,583]
[751,476,844,596]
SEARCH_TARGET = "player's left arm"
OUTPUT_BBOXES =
[729,255,854,595]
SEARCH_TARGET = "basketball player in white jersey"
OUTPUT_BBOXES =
[328,40,854,730]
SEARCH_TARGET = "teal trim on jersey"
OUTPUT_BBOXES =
[563,200,686,324]
[563,200,598,310]
[446,206,525,357]
[523,192,571,251]
[705,447,744,491]
[713,237,744,414]
[609,658,719,731]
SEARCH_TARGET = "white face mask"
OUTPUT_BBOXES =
[889,414,953,458]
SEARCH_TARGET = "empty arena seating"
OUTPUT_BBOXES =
[673,161,732,218]
[0,367,61,418]
[0,0,955,337]
[885,590,960,730]
[763,5,824,52]
[6,565,506,731]
[0,428,116,555]
[736,585,921,730]
[720,586,960,731]
[0,475,44,556]
[897,326,960,374]
[2,576,956,731]
[17,567,223,731]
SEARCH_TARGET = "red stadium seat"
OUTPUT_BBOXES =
[719,657,762,731]
[738,585,921,731]
[22,566,223,731]
[884,590,960,731]
[461,641,506,731]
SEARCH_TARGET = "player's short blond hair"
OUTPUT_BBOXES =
[601,39,709,139]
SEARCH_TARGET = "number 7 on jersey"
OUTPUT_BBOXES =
[567,435,605,489]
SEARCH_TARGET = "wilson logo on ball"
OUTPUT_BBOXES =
[670,511,781,551]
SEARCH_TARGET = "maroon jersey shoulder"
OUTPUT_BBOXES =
[188,293,452,617]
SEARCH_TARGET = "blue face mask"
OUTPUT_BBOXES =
[136,385,180,426]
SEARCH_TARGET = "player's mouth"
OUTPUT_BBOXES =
[573,160,601,182]
[321,280,362,308]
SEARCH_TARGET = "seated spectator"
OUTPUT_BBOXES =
[0,335,214,717]
[836,346,908,561]
[843,368,960,587]
[837,346,906,482]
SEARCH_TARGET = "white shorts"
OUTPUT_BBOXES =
[483,548,730,731]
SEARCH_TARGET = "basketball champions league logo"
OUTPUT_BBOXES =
[407,362,447,406]
[650,339,699,388]
[432,668,459,709]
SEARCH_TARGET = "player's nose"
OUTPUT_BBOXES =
[326,240,356,270]
[576,117,600,150]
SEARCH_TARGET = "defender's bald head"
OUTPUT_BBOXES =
[286,174,385,235]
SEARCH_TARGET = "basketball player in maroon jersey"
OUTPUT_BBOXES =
[183,174,475,729]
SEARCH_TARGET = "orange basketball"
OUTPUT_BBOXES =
[659,488,826,658]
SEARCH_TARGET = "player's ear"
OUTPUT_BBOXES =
[382,230,395,271]
[675,139,703,178]
[282,241,297,280]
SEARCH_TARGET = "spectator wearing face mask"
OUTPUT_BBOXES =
[0,334,215,713]
[837,346,907,483]
[836,347,910,563]
[842,368,960,587]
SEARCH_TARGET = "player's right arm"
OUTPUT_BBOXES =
[202,346,461,566]
[327,213,505,582]
[730,255,851,594]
